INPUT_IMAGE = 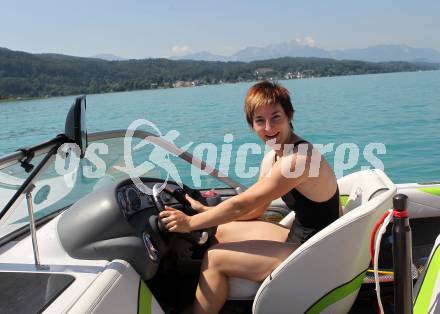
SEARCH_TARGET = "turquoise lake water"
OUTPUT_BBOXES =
[1,70,439,186]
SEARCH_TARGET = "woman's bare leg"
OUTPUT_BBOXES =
[193,240,298,314]
[215,220,289,243]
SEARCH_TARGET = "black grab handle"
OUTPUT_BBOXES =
[392,194,413,314]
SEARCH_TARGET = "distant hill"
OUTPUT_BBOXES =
[171,51,229,62]
[0,47,438,99]
[91,53,127,61]
[174,42,440,63]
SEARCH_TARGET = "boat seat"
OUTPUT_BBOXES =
[68,259,163,313]
[338,170,391,214]
[278,210,296,228]
[228,169,396,313]
[413,234,440,313]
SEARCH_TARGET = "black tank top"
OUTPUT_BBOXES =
[275,140,340,231]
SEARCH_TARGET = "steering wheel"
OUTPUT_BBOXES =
[151,183,212,246]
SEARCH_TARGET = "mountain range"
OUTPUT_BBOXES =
[1,45,438,100]
[171,42,440,63]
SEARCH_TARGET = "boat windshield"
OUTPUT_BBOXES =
[0,135,230,240]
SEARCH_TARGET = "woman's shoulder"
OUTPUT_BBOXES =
[262,149,277,165]
[259,149,276,177]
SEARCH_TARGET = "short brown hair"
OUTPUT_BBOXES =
[244,81,294,128]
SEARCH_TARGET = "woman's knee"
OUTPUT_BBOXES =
[214,224,225,242]
[203,243,228,270]
[214,222,237,243]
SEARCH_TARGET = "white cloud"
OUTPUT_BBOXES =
[171,45,192,55]
[223,45,233,51]
[304,36,316,46]
[295,36,316,47]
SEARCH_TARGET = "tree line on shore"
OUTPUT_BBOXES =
[0,47,438,100]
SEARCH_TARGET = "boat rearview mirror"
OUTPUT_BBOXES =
[65,96,87,157]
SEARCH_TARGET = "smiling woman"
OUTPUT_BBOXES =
[159,81,341,314]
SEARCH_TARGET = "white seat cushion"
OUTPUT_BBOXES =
[228,278,261,300]
[278,211,296,228]
[68,260,163,313]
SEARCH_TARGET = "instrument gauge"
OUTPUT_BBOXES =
[126,187,141,211]
[117,191,127,209]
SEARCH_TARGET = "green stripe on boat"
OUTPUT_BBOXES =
[340,195,349,207]
[138,279,152,314]
[418,187,440,197]
[413,244,440,314]
[305,270,366,314]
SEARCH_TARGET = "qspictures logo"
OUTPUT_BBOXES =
[54,119,387,193]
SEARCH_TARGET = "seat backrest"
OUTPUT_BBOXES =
[253,169,396,314]
[338,170,390,214]
[413,234,440,314]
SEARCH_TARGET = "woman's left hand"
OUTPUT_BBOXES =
[159,206,192,233]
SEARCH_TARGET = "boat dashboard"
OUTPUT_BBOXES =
[57,177,236,281]
[116,181,187,218]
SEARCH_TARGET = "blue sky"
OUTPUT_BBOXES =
[1,0,439,59]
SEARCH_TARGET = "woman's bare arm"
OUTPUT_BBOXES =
[160,151,310,232]
[235,201,271,221]
[235,151,274,220]
[188,150,273,220]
